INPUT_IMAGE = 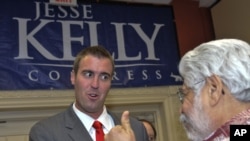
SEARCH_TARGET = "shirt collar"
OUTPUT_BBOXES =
[72,103,114,133]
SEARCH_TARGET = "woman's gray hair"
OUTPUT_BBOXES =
[178,39,250,101]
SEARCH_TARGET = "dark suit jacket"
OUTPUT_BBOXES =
[29,106,149,141]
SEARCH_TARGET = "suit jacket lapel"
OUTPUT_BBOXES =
[107,110,121,125]
[63,107,122,141]
[64,106,93,141]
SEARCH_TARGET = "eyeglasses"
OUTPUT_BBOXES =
[177,88,190,104]
[177,80,205,103]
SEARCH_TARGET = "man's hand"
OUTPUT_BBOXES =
[105,111,136,141]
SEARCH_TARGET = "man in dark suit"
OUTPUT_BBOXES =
[29,46,148,141]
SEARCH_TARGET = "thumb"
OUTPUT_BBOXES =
[121,110,132,131]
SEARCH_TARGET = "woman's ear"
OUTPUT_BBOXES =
[207,75,224,106]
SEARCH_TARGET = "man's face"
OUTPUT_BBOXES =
[179,85,212,141]
[71,55,113,118]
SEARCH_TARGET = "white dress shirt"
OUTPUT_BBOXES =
[73,103,115,141]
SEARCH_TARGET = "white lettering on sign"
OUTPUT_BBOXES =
[12,2,164,62]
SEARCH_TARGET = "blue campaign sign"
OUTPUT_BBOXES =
[0,0,182,90]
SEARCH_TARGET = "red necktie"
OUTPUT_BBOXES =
[93,120,104,141]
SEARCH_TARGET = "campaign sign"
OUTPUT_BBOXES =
[0,0,181,90]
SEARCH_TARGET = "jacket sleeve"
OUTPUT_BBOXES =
[29,121,53,141]
[129,117,149,141]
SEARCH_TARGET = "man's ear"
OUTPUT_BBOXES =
[207,75,224,106]
[70,70,75,85]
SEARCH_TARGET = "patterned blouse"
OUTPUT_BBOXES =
[203,108,250,141]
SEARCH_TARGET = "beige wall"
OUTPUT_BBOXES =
[212,0,250,43]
